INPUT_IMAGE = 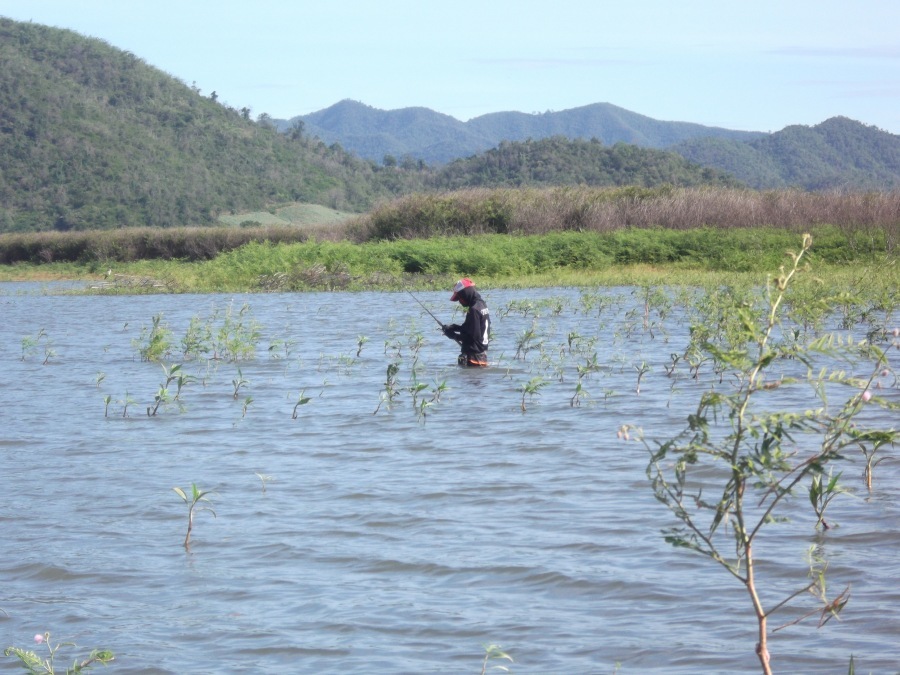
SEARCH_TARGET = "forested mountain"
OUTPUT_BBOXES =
[285,99,763,165]
[290,100,900,191]
[428,137,740,190]
[0,18,406,233]
[674,117,900,190]
[5,17,898,235]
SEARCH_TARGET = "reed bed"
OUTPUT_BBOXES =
[357,186,900,252]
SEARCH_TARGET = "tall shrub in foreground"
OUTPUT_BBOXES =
[638,234,896,673]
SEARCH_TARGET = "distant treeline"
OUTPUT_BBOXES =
[1,187,897,266]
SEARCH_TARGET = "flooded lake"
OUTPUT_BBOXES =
[1,283,897,674]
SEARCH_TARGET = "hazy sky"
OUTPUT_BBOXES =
[3,0,900,133]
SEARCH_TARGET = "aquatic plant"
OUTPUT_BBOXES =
[41,338,57,365]
[642,234,897,673]
[633,360,651,395]
[373,362,401,414]
[356,335,369,357]
[20,328,47,361]
[173,483,216,549]
[147,363,190,416]
[4,631,113,674]
[808,468,848,530]
[519,376,546,413]
[292,390,311,419]
[181,315,213,360]
[133,313,172,362]
[120,391,135,418]
[214,302,260,362]
[569,380,588,407]
[255,472,273,493]
[514,320,541,360]
[231,368,249,399]
[480,644,513,675]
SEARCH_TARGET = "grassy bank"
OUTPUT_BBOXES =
[2,227,896,300]
[2,187,898,267]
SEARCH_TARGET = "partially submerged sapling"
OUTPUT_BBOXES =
[480,643,513,675]
[232,368,249,399]
[520,376,547,413]
[173,483,216,549]
[643,234,897,673]
[634,360,651,394]
[4,631,114,674]
[356,335,369,357]
[373,362,401,414]
[255,472,274,493]
[292,390,311,419]
[20,328,47,361]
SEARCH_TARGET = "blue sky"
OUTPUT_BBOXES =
[3,0,899,134]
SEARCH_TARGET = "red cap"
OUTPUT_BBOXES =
[450,278,474,301]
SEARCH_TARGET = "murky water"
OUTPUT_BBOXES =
[1,283,898,674]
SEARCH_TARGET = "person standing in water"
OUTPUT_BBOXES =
[442,278,490,367]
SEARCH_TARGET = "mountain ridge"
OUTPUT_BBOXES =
[281,100,900,190]
[283,99,764,165]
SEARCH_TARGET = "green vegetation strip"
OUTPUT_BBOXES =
[1,227,896,296]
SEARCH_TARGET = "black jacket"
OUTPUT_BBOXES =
[444,287,490,355]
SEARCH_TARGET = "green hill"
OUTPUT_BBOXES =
[427,136,741,190]
[673,117,900,190]
[0,18,403,233]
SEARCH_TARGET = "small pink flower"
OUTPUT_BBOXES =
[34,634,44,644]
[861,390,872,402]
[881,369,890,377]
[893,327,900,337]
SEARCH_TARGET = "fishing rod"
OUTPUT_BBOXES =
[407,290,445,329]
[407,290,464,347]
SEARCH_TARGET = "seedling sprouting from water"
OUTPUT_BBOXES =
[356,335,369,357]
[570,380,589,407]
[292,390,311,419]
[134,313,173,362]
[255,472,274,493]
[241,396,253,418]
[121,391,135,417]
[95,371,106,388]
[514,321,541,360]
[173,483,216,549]
[4,631,114,674]
[634,360,651,394]
[430,379,448,403]
[20,329,47,361]
[520,376,546,413]
[852,426,895,491]
[408,380,428,408]
[809,468,848,530]
[41,339,57,365]
[480,643,513,675]
[148,363,190,416]
[374,362,401,414]
[103,395,111,418]
[232,368,249,399]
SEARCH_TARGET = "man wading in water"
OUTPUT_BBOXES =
[442,278,491,367]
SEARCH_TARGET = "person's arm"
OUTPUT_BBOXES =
[443,323,463,344]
